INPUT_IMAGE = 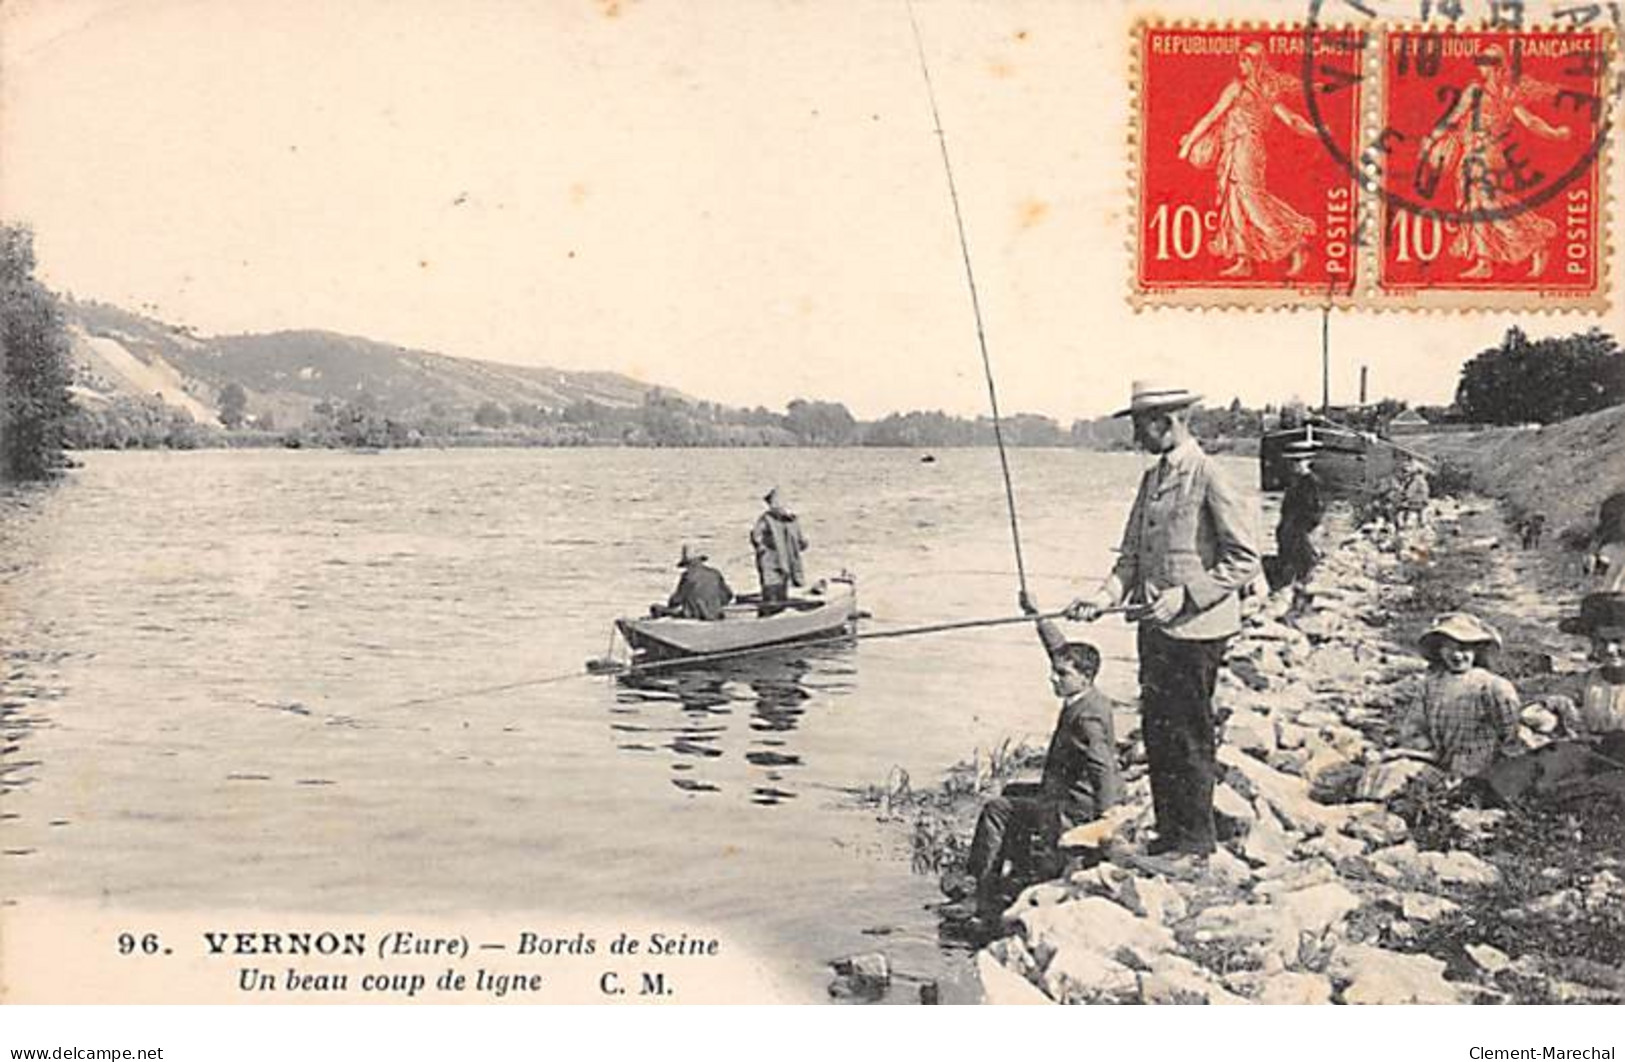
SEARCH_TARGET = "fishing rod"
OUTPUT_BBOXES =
[595,605,1134,677]
[904,0,1030,600]
[375,606,1131,709]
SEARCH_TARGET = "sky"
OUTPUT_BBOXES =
[2,0,1620,419]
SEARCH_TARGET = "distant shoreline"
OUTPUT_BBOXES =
[60,435,1266,456]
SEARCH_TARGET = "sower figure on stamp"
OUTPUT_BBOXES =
[1177,42,1318,279]
[1417,44,1572,281]
[1067,381,1261,872]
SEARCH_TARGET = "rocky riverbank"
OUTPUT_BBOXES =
[966,496,1625,1005]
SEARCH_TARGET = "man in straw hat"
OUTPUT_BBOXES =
[1066,381,1260,870]
[658,544,734,621]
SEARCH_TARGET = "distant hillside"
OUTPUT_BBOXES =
[1414,405,1625,539]
[62,299,673,427]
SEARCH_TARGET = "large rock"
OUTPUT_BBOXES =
[1223,707,1277,757]
[1400,892,1460,923]
[1118,874,1189,927]
[1295,708,1346,729]
[1275,720,1310,750]
[1307,754,1365,805]
[1214,781,1259,840]
[1273,881,1362,937]
[1450,808,1508,842]
[1069,862,1132,898]
[1329,944,1463,1004]
[1220,745,1351,836]
[1466,943,1511,974]
[1230,970,1334,1004]
[1367,842,1429,886]
[1206,846,1258,889]
[1240,802,1296,868]
[1427,850,1501,887]
[1041,944,1139,1003]
[976,952,1053,1005]
[1185,903,1305,970]
[1321,724,1373,761]
[1139,954,1250,1005]
[1344,807,1411,849]
[1268,748,1312,778]
[1008,882,1073,913]
[1016,896,1175,969]
[1254,858,1339,897]
[1300,830,1366,863]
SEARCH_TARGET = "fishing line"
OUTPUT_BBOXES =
[375,606,1133,710]
[904,0,1030,600]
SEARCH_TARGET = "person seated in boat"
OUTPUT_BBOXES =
[750,487,808,616]
[654,544,734,621]
[946,593,1124,923]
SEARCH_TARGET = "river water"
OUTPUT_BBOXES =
[0,447,1262,1002]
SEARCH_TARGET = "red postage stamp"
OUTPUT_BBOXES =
[1374,27,1613,308]
[1133,24,1366,308]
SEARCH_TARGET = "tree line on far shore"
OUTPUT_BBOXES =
[2,211,1622,478]
[0,225,74,481]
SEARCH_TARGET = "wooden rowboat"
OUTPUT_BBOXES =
[616,577,859,662]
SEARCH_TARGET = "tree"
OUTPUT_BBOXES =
[218,382,248,429]
[784,398,857,445]
[1456,327,1624,425]
[473,400,509,428]
[0,224,74,480]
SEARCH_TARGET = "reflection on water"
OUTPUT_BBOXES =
[612,649,854,806]
[0,447,1260,1002]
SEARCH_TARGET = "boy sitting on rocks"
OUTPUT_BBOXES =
[944,594,1125,923]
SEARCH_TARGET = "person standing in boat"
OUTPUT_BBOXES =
[1067,381,1260,872]
[750,487,808,616]
[658,545,734,621]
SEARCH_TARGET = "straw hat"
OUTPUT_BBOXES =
[677,544,708,568]
[1419,612,1502,652]
[1112,380,1203,419]
[1560,593,1625,638]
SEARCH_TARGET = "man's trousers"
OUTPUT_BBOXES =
[1137,625,1229,855]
